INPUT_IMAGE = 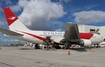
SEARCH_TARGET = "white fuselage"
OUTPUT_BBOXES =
[3,7,104,46]
[9,30,104,45]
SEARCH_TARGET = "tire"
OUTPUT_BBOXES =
[64,41,71,49]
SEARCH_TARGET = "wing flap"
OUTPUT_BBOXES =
[0,28,23,36]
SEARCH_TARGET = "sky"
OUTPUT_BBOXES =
[0,0,105,45]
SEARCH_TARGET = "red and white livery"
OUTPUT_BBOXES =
[0,7,104,48]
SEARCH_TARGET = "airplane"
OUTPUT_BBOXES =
[0,7,104,49]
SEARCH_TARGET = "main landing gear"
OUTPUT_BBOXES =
[64,41,71,49]
[44,36,51,50]
[34,44,40,49]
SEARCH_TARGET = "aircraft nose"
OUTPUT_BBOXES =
[98,35,105,42]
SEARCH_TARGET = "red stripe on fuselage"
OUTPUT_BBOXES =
[21,31,45,41]
[80,33,93,39]
[20,31,93,43]
[20,31,59,44]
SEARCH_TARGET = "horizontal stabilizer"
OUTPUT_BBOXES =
[0,28,23,36]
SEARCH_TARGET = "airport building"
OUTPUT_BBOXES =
[78,24,105,45]
[78,25,99,34]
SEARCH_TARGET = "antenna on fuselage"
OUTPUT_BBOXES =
[78,18,84,27]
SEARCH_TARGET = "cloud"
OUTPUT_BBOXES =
[46,21,65,31]
[73,10,105,24]
[18,0,30,8]
[0,0,66,30]
[64,0,71,3]
[18,0,66,30]
[9,4,21,12]
[0,0,22,12]
[4,0,12,5]
[0,0,12,6]
[69,5,97,14]
[0,21,5,26]
[82,5,97,10]
[59,0,71,4]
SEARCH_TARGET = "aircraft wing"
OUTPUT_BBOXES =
[64,23,80,42]
[0,28,23,36]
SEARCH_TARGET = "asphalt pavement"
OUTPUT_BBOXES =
[0,46,105,67]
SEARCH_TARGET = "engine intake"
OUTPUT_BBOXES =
[79,39,91,46]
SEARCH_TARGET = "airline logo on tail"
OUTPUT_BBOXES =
[7,17,16,20]
[3,8,29,31]
[3,8,18,26]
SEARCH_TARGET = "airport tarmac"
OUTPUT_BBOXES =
[0,46,105,67]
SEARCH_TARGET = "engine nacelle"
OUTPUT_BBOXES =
[79,39,92,46]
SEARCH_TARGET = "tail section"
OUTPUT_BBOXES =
[3,7,29,31]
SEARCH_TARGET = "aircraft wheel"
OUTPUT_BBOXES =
[34,44,39,49]
[64,41,71,49]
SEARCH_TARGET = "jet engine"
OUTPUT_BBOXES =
[79,39,92,47]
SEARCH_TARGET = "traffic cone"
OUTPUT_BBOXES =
[68,50,70,55]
